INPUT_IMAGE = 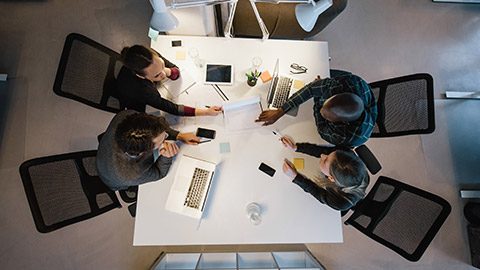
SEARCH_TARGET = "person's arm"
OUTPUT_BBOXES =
[154,155,174,179]
[292,174,352,211]
[281,77,340,113]
[295,143,339,158]
[158,53,180,80]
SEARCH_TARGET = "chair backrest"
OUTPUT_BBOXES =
[19,150,121,233]
[53,33,124,113]
[354,144,381,175]
[369,73,435,137]
[344,176,451,261]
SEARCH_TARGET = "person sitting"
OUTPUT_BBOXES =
[96,110,199,191]
[116,45,222,116]
[256,70,377,148]
[281,136,369,211]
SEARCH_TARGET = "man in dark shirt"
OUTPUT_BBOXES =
[256,70,377,148]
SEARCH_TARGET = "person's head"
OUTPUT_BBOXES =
[320,93,364,122]
[121,45,167,82]
[114,112,170,157]
[319,150,368,190]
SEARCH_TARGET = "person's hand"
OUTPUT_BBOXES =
[159,141,179,158]
[281,137,297,151]
[176,132,200,145]
[312,75,322,83]
[164,67,172,77]
[196,106,223,116]
[283,159,298,179]
[255,108,285,126]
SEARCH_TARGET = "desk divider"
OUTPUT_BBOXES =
[151,251,325,270]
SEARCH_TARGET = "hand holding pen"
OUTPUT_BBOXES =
[199,106,223,116]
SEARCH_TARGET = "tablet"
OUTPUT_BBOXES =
[204,63,234,85]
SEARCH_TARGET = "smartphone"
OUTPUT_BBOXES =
[171,40,182,47]
[196,127,216,139]
[259,162,275,177]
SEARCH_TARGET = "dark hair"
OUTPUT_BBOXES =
[322,93,364,122]
[329,150,369,190]
[120,45,160,76]
[114,112,169,156]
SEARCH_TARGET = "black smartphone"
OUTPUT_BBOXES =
[259,162,275,177]
[171,40,182,47]
[196,128,216,139]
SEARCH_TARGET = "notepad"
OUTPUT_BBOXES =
[162,69,196,98]
[293,80,304,89]
[219,142,231,154]
[176,51,186,60]
[222,96,262,133]
[293,158,304,170]
[260,71,272,83]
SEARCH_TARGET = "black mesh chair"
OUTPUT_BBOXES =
[19,150,121,233]
[369,73,435,137]
[53,33,124,113]
[345,176,451,262]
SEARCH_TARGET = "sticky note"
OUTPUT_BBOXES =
[220,142,231,153]
[176,51,186,60]
[148,27,159,41]
[293,158,304,170]
[293,80,304,89]
[260,71,272,83]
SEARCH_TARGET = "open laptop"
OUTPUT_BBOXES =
[266,59,303,110]
[165,155,216,219]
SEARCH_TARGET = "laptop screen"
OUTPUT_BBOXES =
[267,59,280,105]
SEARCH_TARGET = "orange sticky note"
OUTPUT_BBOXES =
[260,71,272,83]
[293,158,304,170]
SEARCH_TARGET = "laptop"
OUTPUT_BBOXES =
[266,59,303,110]
[165,155,216,219]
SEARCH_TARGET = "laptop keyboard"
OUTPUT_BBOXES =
[184,167,211,209]
[272,77,293,108]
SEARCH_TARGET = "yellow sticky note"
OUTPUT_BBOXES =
[293,158,304,170]
[293,80,304,89]
[176,51,186,60]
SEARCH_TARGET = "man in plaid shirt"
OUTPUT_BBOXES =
[256,70,377,148]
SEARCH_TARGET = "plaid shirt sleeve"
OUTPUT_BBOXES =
[281,78,341,113]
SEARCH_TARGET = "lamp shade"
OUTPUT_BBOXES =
[149,0,179,32]
[295,0,332,32]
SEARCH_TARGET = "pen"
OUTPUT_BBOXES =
[205,106,223,112]
[198,139,212,144]
[272,130,283,140]
[245,73,254,80]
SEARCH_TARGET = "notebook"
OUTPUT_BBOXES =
[266,59,303,110]
[165,155,216,219]
[162,69,196,98]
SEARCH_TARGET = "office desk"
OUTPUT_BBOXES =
[133,35,341,245]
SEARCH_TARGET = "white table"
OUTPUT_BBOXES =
[133,35,341,245]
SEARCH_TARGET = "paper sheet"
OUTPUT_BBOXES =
[223,96,262,133]
[161,69,196,98]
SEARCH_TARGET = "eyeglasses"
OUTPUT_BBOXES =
[290,63,308,74]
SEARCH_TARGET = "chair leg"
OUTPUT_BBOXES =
[128,202,137,218]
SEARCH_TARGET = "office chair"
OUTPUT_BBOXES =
[344,176,451,262]
[19,150,121,233]
[53,33,124,113]
[369,73,435,137]
[354,144,381,175]
[221,0,347,39]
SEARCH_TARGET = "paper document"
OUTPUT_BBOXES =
[162,69,196,98]
[223,96,262,133]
